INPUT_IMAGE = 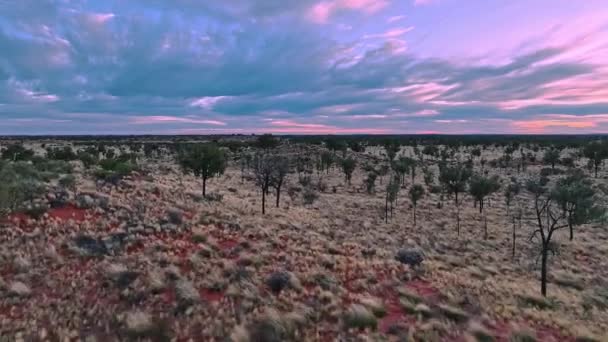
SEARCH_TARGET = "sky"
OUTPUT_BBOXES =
[1,0,608,135]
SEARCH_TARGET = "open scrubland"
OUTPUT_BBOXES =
[1,135,608,341]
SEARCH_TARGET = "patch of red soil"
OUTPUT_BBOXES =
[200,289,224,302]
[480,320,575,342]
[405,279,441,302]
[217,238,239,251]
[535,324,575,342]
[162,288,176,304]
[379,295,414,333]
[0,304,24,320]
[125,241,145,254]
[47,204,89,222]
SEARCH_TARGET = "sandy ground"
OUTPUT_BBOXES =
[0,142,607,341]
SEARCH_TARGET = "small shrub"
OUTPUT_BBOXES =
[302,187,318,205]
[343,304,377,330]
[58,175,76,190]
[395,248,424,268]
[266,271,290,294]
[205,193,224,202]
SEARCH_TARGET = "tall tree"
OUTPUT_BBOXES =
[552,172,602,240]
[526,178,567,297]
[504,181,521,218]
[468,174,501,239]
[542,148,560,170]
[340,157,357,185]
[383,139,400,162]
[270,156,290,208]
[439,164,472,235]
[408,184,425,228]
[385,175,400,223]
[583,141,608,178]
[178,144,226,197]
[256,134,280,150]
[253,154,274,214]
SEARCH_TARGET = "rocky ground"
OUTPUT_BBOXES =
[1,144,607,342]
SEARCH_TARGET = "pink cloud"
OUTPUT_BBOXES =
[363,27,414,39]
[434,119,469,124]
[130,116,226,126]
[89,13,115,25]
[308,0,389,23]
[414,0,435,5]
[265,119,391,134]
[387,15,406,23]
[511,119,597,133]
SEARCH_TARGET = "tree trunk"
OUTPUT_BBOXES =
[483,210,488,240]
[262,187,266,214]
[568,212,573,241]
[595,163,599,178]
[456,202,460,236]
[541,244,549,296]
[413,205,417,228]
[385,196,388,223]
[511,216,516,260]
[276,185,281,208]
[202,176,207,197]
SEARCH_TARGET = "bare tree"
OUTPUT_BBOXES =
[270,156,290,208]
[253,154,274,215]
[526,178,568,296]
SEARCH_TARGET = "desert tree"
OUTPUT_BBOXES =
[504,181,521,218]
[422,145,438,160]
[552,172,602,241]
[542,148,560,170]
[408,184,425,228]
[392,157,410,186]
[383,139,400,162]
[325,138,347,156]
[439,163,471,235]
[340,157,357,185]
[470,147,481,161]
[377,164,389,185]
[256,134,280,150]
[320,151,334,174]
[582,141,608,178]
[407,157,418,183]
[348,140,365,153]
[468,174,501,239]
[177,143,226,197]
[385,175,400,223]
[253,153,274,214]
[422,167,434,189]
[270,156,290,208]
[364,172,377,194]
[526,177,570,296]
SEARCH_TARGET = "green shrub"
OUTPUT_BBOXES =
[59,175,76,190]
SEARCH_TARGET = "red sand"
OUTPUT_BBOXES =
[200,289,224,302]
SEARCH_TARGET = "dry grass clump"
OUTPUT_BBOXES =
[343,304,378,330]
